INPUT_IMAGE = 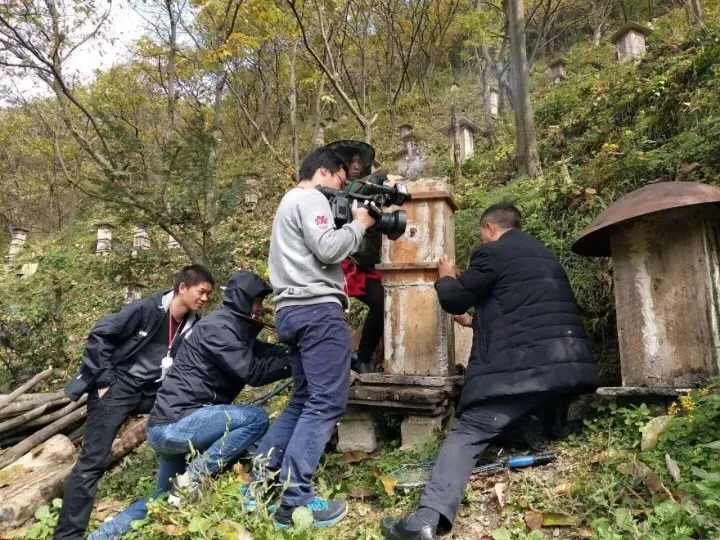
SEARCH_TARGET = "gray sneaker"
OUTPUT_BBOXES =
[167,472,199,507]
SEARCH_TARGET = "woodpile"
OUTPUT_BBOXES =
[0,369,149,530]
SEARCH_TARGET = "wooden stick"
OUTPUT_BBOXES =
[21,395,87,430]
[0,397,70,435]
[0,406,87,469]
[0,368,54,413]
[0,396,69,421]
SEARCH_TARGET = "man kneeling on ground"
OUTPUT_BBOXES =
[380,203,598,540]
[89,270,291,539]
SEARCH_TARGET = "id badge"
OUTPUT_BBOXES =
[156,355,174,382]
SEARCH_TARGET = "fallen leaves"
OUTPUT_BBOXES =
[617,460,664,495]
[524,510,543,531]
[338,450,371,464]
[494,482,507,509]
[376,473,397,496]
[231,463,252,484]
[665,454,682,483]
[523,509,581,532]
[640,415,674,451]
[542,512,581,527]
[217,519,252,540]
[348,486,374,500]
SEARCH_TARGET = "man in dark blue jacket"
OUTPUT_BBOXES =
[56,265,214,540]
[381,203,597,540]
[88,270,291,540]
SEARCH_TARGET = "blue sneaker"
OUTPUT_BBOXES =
[240,484,278,513]
[240,485,258,511]
[275,498,348,529]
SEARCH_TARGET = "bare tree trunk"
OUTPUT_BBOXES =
[164,0,178,144]
[505,0,542,179]
[311,74,327,149]
[684,0,702,27]
[592,23,604,46]
[480,46,498,147]
[451,106,461,184]
[289,40,300,179]
[205,73,225,242]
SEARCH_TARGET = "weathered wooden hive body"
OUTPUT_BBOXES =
[572,181,720,389]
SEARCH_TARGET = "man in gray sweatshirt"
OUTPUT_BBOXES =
[255,147,375,529]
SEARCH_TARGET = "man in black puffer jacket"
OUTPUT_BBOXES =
[89,270,291,539]
[381,203,597,540]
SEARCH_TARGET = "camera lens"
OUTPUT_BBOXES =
[375,210,407,240]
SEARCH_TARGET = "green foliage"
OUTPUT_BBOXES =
[97,444,159,503]
[25,499,62,539]
[577,390,720,539]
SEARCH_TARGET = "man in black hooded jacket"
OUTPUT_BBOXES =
[89,271,291,539]
[148,270,291,502]
[381,203,598,540]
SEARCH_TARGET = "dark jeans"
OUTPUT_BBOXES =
[254,303,351,507]
[357,278,384,367]
[419,395,543,531]
[88,404,268,540]
[55,378,154,540]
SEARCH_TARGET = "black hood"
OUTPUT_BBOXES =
[222,271,272,316]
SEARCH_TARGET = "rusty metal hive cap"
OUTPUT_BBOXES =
[571,181,720,257]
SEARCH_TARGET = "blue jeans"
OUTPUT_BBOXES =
[254,303,351,507]
[88,404,268,540]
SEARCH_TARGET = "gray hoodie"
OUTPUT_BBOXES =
[269,187,366,310]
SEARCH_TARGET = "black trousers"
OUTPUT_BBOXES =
[54,377,154,540]
[357,278,384,364]
[418,394,545,531]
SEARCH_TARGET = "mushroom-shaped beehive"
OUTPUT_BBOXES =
[573,181,720,388]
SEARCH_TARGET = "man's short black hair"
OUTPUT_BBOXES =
[299,147,349,182]
[174,264,215,293]
[480,202,522,230]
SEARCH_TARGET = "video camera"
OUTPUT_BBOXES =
[317,170,411,240]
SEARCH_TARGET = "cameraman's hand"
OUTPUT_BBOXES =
[453,313,473,327]
[351,200,376,230]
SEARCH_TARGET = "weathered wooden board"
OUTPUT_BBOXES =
[611,205,720,387]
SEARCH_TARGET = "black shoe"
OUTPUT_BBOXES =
[275,498,348,529]
[380,515,438,540]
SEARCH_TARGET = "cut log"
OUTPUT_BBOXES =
[0,393,66,420]
[0,417,148,530]
[0,369,54,413]
[0,407,87,470]
[20,395,87,430]
[0,434,76,529]
[108,415,148,465]
[0,397,71,436]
